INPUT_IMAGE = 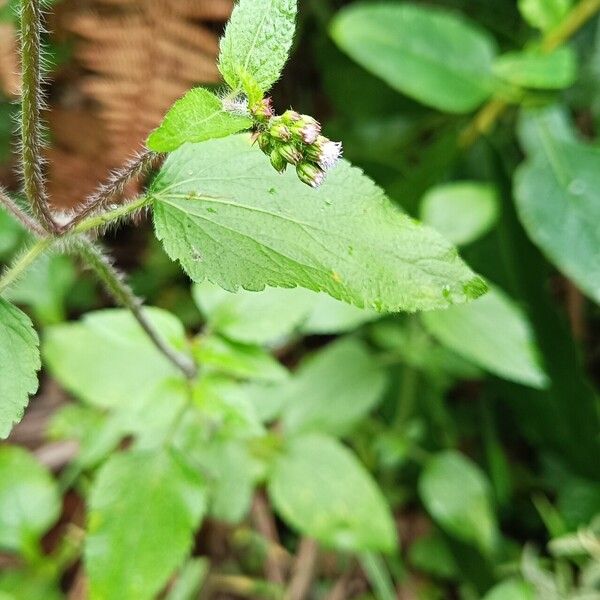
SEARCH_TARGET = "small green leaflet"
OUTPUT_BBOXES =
[518,0,572,31]
[493,48,577,90]
[151,135,487,313]
[86,449,207,600]
[268,434,397,552]
[331,3,497,113]
[515,111,600,305]
[0,299,41,439]
[218,0,297,94]
[147,88,252,153]
[419,451,498,555]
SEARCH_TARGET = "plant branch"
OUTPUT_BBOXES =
[460,0,600,147]
[0,186,46,236]
[0,237,54,295]
[20,0,58,233]
[59,150,164,234]
[73,239,198,380]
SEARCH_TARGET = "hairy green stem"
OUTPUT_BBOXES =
[460,0,600,147]
[59,150,163,234]
[0,237,53,294]
[20,0,58,233]
[72,195,152,235]
[73,239,198,380]
[0,186,46,236]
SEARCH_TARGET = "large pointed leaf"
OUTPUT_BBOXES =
[0,299,40,439]
[151,135,486,313]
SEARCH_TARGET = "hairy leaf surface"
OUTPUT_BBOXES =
[151,135,486,313]
[148,88,252,153]
[218,0,297,93]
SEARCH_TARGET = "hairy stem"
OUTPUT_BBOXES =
[73,195,152,235]
[73,239,198,380]
[0,237,54,295]
[0,186,46,236]
[460,0,600,147]
[20,0,58,233]
[59,150,164,234]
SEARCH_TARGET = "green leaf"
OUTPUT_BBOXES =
[151,135,487,313]
[268,434,396,552]
[0,299,41,439]
[419,451,498,555]
[147,88,252,153]
[483,579,536,600]
[194,281,377,343]
[0,446,60,553]
[493,48,577,90]
[43,308,188,408]
[515,112,600,305]
[409,533,459,580]
[422,286,548,388]
[330,3,497,113]
[0,571,63,600]
[165,558,209,600]
[86,449,207,600]
[518,0,572,31]
[218,0,297,93]
[420,182,499,246]
[193,334,288,382]
[280,338,388,437]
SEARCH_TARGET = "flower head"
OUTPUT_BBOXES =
[278,143,303,165]
[296,162,325,188]
[250,97,274,122]
[306,136,343,171]
[292,115,321,144]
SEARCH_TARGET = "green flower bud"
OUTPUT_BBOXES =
[250,97,274,123]
[270,149,287,173]
[296,161,325,188]
[291,115,321,144]
[281,110,302,125]
[279,143,303,165]
[257,132,272,154]
[269,122,292,142]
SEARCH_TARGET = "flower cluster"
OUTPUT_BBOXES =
[249,99,343,188]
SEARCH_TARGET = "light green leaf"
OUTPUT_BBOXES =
[43,308,188,408]
[493,48,577,90]
[0,446,60,553]
[299,292,379,334]
[420,182,499,246]
[268,434,396,552]
[0,571,63,600]
[193,334,288,382]
[422,286,548,388]
[194,281,377,343]
[165,558,209,600]
[330,3,497,113]
[483,579,536,600]
[218,0,297,93]
[518,0,572,31]
[0,299,41,439]
[148,88,252,153]
[419,451,498,555]
[193,281,314,345]
[515,113,600,305]
[86,449,207,600]
[152,135,487,313]
[280,338,387,437]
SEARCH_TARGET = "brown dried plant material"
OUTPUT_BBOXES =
[0,20,21,97]
[63,0,232,162]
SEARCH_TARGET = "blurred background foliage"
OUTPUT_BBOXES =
[1,0,600,598]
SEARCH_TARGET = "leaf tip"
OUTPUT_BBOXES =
[463,276,488,301]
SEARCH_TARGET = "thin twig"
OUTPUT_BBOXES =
[73,238,198,380]
[59,149,164,234]
[252,492,287,584]
[460,0,600,147]
[0,186,46,236]
[286,538,320,600]
[20,0,58,232]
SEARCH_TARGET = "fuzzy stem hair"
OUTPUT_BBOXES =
[20,0,58,233]
[73,238,198,381]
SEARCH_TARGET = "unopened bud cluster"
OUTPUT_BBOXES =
[250,99,342,188]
